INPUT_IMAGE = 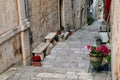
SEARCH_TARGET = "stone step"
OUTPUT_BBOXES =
[26,66,89,72]
[35,72,93,80]
[0,66,93,80]
[31,77,93,80]
[29,66,93,80]
[41,64,89,71]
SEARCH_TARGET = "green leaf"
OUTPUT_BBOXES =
[105,55,111,62]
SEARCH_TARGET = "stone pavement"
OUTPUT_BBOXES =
[0,21,111,80]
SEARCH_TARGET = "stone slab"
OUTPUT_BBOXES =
[32,43,49,53]
[45,32,57,40]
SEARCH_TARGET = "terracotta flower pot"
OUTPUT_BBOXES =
[32,62,41,67]
[33,55,41,62]
[57,30,62,35]
[89,54,103,68]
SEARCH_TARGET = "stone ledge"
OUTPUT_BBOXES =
[21,22,30,31]
[32,43,49,54]
[45,32,57,41]
[32,43,49,60]
[0,21,30,45]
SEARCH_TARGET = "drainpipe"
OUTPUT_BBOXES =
[24,0,29,20]
[24,0,33,65]
[24,0,33,45]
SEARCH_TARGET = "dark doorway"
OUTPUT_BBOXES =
[59,0,65,28]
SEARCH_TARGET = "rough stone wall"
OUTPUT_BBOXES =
[0,0,19,35]
[28,0,60,48]
[28,0,88,49]
[72,0,81,29]
[0,0,90,74]
[80,0,87,27]
[0,0,22,73]
[0,0,30,73]
[0,34,22,73]
[111,0,120,79]
[64,0,73,28]
[73,0,87,29]
[63,0,87,30]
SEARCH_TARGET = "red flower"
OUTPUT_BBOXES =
[96,46,102,53]
[33,55,41,62]
[57,30,62,35]
[87,45,94,52]
[87,45,91,49]
[97,45,111,56]
[87,44,111,56]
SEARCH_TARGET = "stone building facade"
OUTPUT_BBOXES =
[60,0,88,30]
[28,0,60,48]
[0,0,90,73]
[0,0,31,73]
[72,0,88,29]
[111,0,120,80]
[29,0,89,49]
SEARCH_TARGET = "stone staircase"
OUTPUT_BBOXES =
[30,24,98,80]
[34,41,94,80]
[0,21,111,80]
[32,67,93,80]
[0,65,93,80]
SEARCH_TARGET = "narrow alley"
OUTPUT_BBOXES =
[0,21,111,80]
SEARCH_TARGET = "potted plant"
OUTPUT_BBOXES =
[87,44,111,70]
[32,55,41,66]
[57,30,62,35]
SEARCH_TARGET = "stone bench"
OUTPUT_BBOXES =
[45,32,57,45]
[44,32,57,55]
[57,33,64,41]
[32,43,49,60]
[63,32,70,41]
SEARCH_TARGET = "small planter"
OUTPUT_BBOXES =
[32,61,41,67]
[87,45,111,72]
[57,30,62,35]
[32,55,41,67]
[89,54,103,68]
